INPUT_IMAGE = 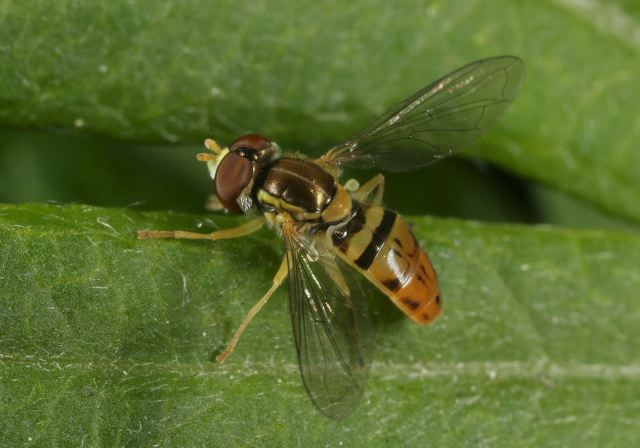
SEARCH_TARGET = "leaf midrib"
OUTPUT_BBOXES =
[2,354,638,381]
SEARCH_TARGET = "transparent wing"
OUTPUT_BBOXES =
[323,56,525,171]
[284,229,375,420]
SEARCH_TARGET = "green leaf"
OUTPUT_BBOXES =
[1,203,638,446]
[1,1,640,222]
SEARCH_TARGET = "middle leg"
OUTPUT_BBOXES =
[216,256,288,363]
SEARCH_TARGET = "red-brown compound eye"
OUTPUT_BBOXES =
[229,134,272,162]
[214,152,253,214]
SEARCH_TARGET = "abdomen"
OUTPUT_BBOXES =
[331,204,441,324]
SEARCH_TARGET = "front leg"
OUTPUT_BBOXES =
[137,218,264,241]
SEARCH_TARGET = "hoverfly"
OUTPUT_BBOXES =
[138,56,524,419]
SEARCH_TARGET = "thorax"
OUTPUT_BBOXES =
[254,157,352,229]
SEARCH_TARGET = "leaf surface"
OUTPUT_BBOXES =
[1,204,638,446]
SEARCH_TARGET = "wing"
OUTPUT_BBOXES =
[322,56,525,172]
[284,228,375,420]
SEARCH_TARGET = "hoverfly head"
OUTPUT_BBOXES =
[197,134,279,214]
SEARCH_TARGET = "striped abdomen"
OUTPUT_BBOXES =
[331,204,441,324]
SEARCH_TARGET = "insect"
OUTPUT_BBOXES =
[138,56,524,419]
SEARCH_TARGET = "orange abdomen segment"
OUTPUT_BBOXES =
[331,204,441,324]
[367,214,441,324]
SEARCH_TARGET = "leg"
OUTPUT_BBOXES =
[216,256,288,363]
[322,261,350,299]
[351,174,385,205]
[204,194,225,212]
[137,218,263,241]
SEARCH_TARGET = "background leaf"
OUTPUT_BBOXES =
[1,204,639,446]
[1,1,640,222]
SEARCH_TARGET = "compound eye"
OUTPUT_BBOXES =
[214,152,252,214]
[229,134,272,161]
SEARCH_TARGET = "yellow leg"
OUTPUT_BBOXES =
[352,174,385,205]
[137,218,264,241]
[322,261,351,300]
[204,194,225,212]
[216,256,289,363]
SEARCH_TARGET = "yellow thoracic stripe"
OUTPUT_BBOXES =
[256,189,321,220]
